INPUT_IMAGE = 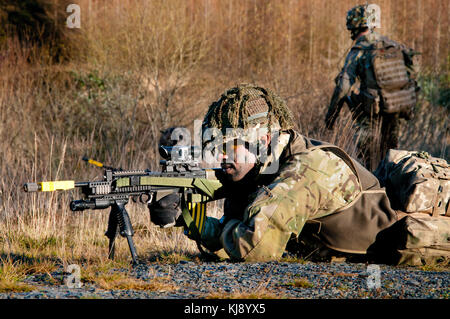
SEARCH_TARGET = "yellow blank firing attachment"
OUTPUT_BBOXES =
[23,181,75,192]
[40,181,75,192]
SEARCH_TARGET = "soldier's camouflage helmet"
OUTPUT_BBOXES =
[346,4,369,31]
[201,84,294,149]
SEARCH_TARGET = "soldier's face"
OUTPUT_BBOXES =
[219,140,256,182]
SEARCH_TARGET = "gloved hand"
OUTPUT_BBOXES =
[148,193,183,228]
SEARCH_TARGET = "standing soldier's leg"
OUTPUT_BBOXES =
[380,114,400,161]
[355,125,372,169]
[356,115,382,171]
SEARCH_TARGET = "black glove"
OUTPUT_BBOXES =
[148,193,183,228]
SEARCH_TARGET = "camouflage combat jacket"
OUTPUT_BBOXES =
[325,31,415,128]
[198,130,398,261]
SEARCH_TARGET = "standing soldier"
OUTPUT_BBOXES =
[325,4,418,171]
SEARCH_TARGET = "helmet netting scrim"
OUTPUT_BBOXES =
[202,84,294,136]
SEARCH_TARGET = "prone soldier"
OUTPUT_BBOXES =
[149,84,404,263]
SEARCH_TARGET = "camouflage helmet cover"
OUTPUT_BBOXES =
[346,4,370,31]
[201,84,294,147]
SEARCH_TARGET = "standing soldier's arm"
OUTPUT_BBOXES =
[325,49,362,129]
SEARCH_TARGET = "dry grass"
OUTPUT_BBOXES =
[86,273,177,292]
[80,262,178,292]
[206,277,282,299]
[284,277,314,289]
[0,255,53,292]
[0,0,448,287]
[0,279,37,293]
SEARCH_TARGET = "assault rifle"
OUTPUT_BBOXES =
[23,146,223,265]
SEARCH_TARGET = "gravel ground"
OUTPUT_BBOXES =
[1,260,448,300]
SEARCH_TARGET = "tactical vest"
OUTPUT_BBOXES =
[286,132,398,254]
[352,34,417,117]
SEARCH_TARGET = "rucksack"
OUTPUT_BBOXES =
[372,149,450,265]
[369,212,450,266]
[374,149,450,216]
[372,41,417,115]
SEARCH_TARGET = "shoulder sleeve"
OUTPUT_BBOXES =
[339,48,364,92]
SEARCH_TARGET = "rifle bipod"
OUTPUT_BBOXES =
[105,201,139,265]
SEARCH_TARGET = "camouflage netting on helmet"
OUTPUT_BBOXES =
[202,84,295,135]
[346,4,369,30]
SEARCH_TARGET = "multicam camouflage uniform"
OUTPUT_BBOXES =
[197,84,399,262]
[325,5,417,171]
